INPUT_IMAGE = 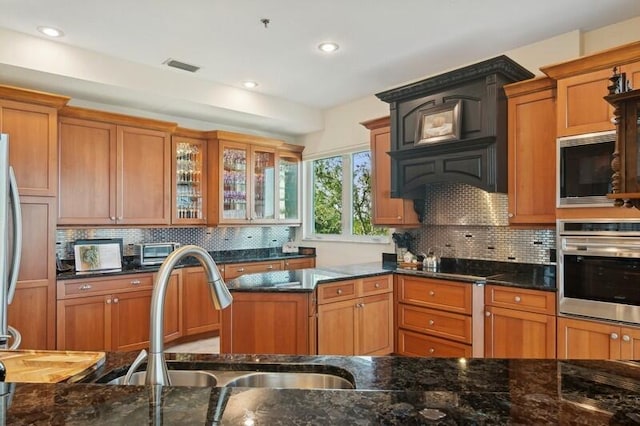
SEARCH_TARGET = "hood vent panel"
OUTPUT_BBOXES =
[376,55,533,203]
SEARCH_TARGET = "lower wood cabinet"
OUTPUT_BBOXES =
[395,275,472,357]
[557,316,640,360]
[182,266,221,337]
[220,291,312,354]
[484,285,556,359]
[317,275,394,356]
[56,272,180,351]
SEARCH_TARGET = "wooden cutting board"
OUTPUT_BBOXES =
[0,350,105,383]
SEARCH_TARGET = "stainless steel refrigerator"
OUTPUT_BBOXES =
[0,133,22,351]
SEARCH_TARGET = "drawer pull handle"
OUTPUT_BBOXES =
[79,284,92,291]
[428,320,434,326]
[622,335,631,342]
[337,289,343,295]
[130,280,141,286]
[429,348,435,354]
[237,268,245,272]
[374,283,380,288]
[514,296,521,303]
[429,290,435,296]
[611,333,619,340]
[267,265,273,270]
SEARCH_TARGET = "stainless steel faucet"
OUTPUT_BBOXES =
[146,245,232,386]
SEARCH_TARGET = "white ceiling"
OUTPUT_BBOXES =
[1,0,640,136]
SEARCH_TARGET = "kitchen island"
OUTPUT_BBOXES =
[3,351,639,424]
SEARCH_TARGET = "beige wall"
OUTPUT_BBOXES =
[300,19,640,268]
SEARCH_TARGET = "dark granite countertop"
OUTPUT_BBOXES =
[4,352,639,424]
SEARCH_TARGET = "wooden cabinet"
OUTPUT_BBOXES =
[172,131,207,224]
[223,260,283,280]
[557,316,640,359]
[0,86,68,350]
[484,285,556,359]
[317,275,394,356]
[220,291,312,354]
[0,99,60,197]
[207,131,303,225]
[7,197,57,350]
[361,117,420,226]
[58,109,172,226]
[56,272,180,351]
[541,41,640,137]
[283,257,316,270]
[182,266,221,337]
[395,275,473,357]
[504,77,557,225]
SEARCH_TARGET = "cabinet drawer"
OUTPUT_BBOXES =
[397,276,472,314]
[485,285,556,315]
[362,275,392,296]
[283,257,315,270]
[397,329,472,358]
[317,280,358,304]
[57,274,153,299]
[398,304,472,344]
[224,261,283,279]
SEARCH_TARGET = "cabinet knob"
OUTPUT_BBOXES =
[429,290,435,296]
[79,284,92,291]
[622,335,631,342]
[374,283,380,288]
[117,216,123,221]
[514,296,521,303]
[113,298,119,304]
[110,216,116,221]
[267,265,273,270]
[130,280,141,286]
[508,213,514,218]
[428,319,434,326]
[485,311,491,317]
[429,348,435,354]
[397,216,402,220]
[611,333,619,340]
[237,267,245,272]
[106,298,112,304]
[337,289,343,295]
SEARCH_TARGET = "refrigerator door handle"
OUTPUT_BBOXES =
[7,167,21,305]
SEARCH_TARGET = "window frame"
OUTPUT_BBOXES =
[302,147,390,244]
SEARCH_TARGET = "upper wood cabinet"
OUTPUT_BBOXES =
[541,41,640,137]
[0,86,69,196]
[207,131,303,225]
[172,131,207,225]
[361,117,420,227]
[58,108,173,226]
[504,77,557,225]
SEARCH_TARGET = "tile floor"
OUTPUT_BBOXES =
[165,336,220,354]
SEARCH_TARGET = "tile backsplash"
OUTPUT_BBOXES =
[409,182,556,265]
[57,226,295,260]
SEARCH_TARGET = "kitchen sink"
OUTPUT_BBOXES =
[98,363,355,389]
[221,371,354,389]
[106,370,217,386]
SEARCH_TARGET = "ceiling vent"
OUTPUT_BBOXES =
[164,58,200,73]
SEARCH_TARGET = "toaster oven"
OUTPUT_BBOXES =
[138,242,180,266]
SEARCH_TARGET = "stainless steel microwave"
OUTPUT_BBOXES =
[557,130,616,207]
[138,242,180,266]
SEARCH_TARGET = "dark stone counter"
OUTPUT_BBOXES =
[4,352,639,424]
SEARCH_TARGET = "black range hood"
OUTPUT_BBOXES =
[376,56,534,213]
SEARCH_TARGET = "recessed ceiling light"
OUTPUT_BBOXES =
[242,80,259,89]
[318,42,339,53]
[37,26,64,38]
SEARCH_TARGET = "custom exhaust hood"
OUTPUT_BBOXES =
[376,56,534,218]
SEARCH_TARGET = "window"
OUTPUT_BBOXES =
[304,149,388,242]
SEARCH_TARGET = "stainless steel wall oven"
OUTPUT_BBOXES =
[558,219,640,324]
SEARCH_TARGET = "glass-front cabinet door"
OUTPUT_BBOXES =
[221,143,249,221]
[278,151,301,222]
[172,136,206,224]
[251,146,276,221]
